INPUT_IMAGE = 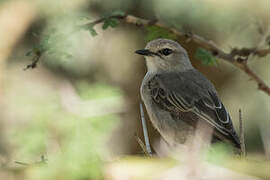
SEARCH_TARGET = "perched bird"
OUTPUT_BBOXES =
[135,38,240,149]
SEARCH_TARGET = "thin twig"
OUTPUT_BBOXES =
[15,155,47,167]
[140,103,152,156]
[15,161,29,166]
[24,50,42,70]
[239,109,246,156]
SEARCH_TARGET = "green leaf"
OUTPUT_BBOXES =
[195,48,217,66]
[88,26,97,36]
[102,18,119,30]
[109,18,119,27]
[145,26,178,42]
[102,19,110,30]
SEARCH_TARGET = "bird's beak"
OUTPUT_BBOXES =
[135,49,154,56]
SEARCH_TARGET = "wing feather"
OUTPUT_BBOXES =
[148,71,240,148]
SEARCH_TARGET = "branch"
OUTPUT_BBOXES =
[81,14,270,96]
[26,13,270,96]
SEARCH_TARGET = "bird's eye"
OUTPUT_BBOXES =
[159,48,173,56]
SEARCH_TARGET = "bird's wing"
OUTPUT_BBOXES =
[148,70,240,148]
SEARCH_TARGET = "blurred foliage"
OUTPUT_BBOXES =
[75,81,122,100]
[12,115,116,179]
[25,10,125,69]
[27,115,115,180]
[26,32,73,60]
[154,0,260,47]
[5,77,121,179]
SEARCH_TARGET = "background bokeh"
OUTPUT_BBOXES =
[1,0,270,179]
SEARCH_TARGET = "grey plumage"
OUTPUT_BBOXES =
[136,38,240,149]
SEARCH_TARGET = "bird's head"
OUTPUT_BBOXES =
[135,39,193,73]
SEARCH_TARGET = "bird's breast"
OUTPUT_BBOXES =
[140,73,194,145]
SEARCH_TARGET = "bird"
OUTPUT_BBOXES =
[135,38,240,150]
